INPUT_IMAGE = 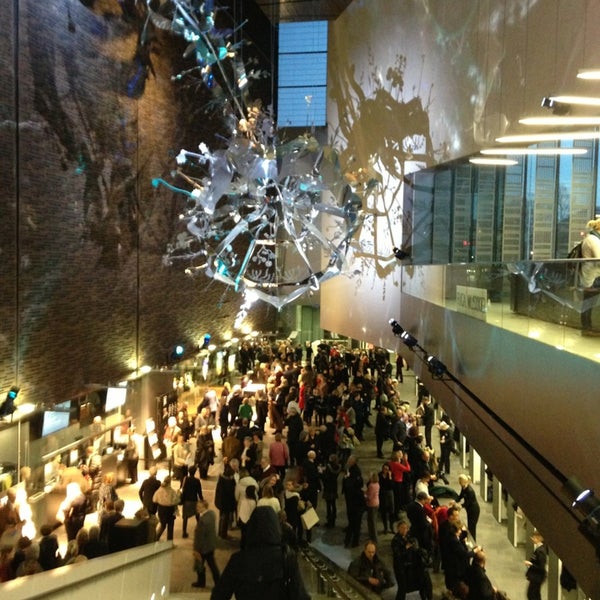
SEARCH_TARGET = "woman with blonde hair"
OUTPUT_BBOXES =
[96,472,118,524]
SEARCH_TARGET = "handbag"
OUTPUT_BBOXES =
[300,506,319,530]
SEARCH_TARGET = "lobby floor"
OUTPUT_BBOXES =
[70,370,567,599]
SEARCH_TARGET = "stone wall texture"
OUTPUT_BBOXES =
[0,0,276,406]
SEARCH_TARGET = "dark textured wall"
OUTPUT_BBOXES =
[0,0,275,406]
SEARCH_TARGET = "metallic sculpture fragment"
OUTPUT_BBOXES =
[149,0,375,308]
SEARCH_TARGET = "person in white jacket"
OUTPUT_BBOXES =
[580,218,600,335]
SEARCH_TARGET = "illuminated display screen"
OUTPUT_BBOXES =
[105,386,127,411]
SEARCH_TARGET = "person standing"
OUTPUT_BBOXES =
[268,433,289,478]
[436,420,454,479]
[391,518,433,600]
[38,523,62,570]
[214,464,237,539]
[193,499,220,589]
[195,426,216,479]
[171,434,190,485]
[96,472,119,525]
[0,490,21,539]
[579,218,600,335]
[342,454,366,548]
[405,491,434,560]
[153,476,180,541]
[378,462,395,535]
[301,450,321,510]
[525,531,547,600]
[321,453,342,528]
[374,406,391,459]
[211,506,310,600]
[180,466,204,539]
[285,403,304,466]
[123,438,139,484]
[457,474,480,541]
[56,482,87,541]
[389,450,411,517]
[417,396,435,449]
[365,472,380,544]
[465,549,496,600]
[139,466,161,516]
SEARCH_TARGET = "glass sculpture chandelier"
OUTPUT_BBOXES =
[148,0,377,309]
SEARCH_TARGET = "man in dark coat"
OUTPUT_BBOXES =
[348,540,394,594]
[525,531,547,600]
[210,506,310,600]
[405,491,434,558]
[374,406,391,458]
[391,518,432,600]
[139,466,161,515]
[214,466,237,539]
[101,499,125,552]
[342,454,365,548]
[193,499,220,588]
[444,521,478,595]
[285,404,304,466]
[466,549,496,600]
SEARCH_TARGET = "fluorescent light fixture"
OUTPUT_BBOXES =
[520,116,600,126]
[496,131,600,143]
[469,157,518,166]
[577,69,600,80]
[550,95,600,107]
[481,147,588,156]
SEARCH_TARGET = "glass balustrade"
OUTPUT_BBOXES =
[401,259,600,363]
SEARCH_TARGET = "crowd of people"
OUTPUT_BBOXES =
[0,341,541,599]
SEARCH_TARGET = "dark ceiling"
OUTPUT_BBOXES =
[254,0,354,23]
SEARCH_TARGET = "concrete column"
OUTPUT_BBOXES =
[459,433,468,469]
[479,458,489,501]
[547,549,561,600]
[492,477,504,523]
[506,495,527,547]
[469,446,481,484]
[524,518,536,555]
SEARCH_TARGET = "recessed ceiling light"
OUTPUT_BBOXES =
[519,116,600,126]
[496,131,600,143]
[469,157,518,166]
[549,95,600,107]
[481,147,588,156]
[577,69,600,80]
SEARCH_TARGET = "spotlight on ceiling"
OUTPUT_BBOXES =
[400,331,418,349]
[427,355,448,378]
[170,344,185,362]
[0,386,20,419]
[393,247,410,260]
[541,96,570,115]
[389,319,404,336]
[563,476,596,511]
[563,476,600,560]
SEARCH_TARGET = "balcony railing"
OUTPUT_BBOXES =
[401,259,600,363]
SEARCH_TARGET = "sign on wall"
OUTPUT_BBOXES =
[456,285,488,320]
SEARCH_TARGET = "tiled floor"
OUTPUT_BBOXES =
[70,371,560,599]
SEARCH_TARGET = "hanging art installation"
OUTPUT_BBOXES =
[147,0,378,309]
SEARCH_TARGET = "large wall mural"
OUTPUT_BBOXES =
[322,0,599,344]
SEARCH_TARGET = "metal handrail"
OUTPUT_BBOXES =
[298,545,382,600]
